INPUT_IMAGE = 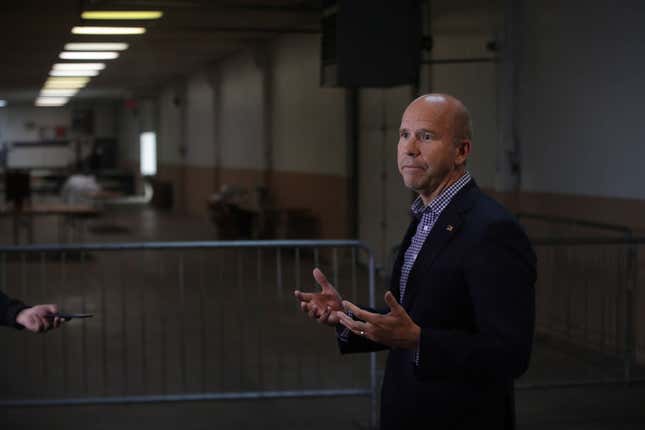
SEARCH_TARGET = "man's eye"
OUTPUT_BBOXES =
[422,132,432,141]
[400,131,409,139]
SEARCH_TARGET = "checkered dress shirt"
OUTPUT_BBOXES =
[399,172,472,305]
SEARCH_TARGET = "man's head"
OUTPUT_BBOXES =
[397,93,472,203]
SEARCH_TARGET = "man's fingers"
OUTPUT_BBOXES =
[42,304,58,315]
[37,315,51,332]
[308,304,318,319]
[313,268,333,293]
[317,306,330,324]
[342,300,379,323]
[338,312,370,336]
[294,290,313,302]
[384,291,404,314]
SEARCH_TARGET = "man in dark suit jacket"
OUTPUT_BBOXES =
[295,94,536,429]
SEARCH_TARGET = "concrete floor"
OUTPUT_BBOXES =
[1,207,644,429]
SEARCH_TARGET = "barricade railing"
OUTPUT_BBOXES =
[0,240,378,428]
[517,235,643,388]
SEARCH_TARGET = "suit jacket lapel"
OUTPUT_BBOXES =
[401,180,478,310]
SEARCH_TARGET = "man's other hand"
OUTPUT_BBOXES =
[294,268,344,327]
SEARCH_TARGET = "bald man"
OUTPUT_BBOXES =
[1,290,63,332]
[295,94,536,429]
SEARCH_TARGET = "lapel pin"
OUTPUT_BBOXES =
[446,225,454,232]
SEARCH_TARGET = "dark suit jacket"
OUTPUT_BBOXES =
[339,180,536,429]
[0,290,27,328]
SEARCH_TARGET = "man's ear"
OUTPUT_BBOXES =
[455,139,471,166]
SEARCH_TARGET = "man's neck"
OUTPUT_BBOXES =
[419,169,466,206]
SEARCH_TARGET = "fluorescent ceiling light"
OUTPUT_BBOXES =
[60,51,119,60]
[72,26,146,35]
[35,97,69,107]
[40,89,79,97]
[44,77,90,89]
[82,11,163,20]
[46,77,91,85]
[53,63,105,71]
[50,69,100,77]
[0,100,6,107]
[65,43,129,51]
[44,83,88,89]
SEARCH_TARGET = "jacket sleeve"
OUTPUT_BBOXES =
[0,289,29,329]
[414,220,536,382]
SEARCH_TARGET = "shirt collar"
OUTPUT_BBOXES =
[410,171,472,219]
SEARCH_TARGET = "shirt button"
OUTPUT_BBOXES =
[423,225,428,231]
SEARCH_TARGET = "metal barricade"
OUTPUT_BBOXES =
[516,230,643,388]
[0,240,378,428]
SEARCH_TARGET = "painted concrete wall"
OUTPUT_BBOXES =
[519,0,645,200]
[271,34,347,177]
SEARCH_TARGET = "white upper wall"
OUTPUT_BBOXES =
[158,85,184,165]
[427,34,499,189]
[519,0,645,199]
[185,71,215,167]
[217,51,264,170]
[271,34,347,177]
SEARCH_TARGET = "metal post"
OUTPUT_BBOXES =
[368,252,378,429]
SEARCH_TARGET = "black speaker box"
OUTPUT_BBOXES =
[321,0,422,87]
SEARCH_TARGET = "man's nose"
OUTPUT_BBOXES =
[402,136,419,156]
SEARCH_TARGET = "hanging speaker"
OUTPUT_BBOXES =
[321,0,422,87]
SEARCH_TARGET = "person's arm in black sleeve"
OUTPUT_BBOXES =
[0,289,29,329]
[414,220,536,382]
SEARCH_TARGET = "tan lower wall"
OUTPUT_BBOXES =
[486,188,645,234]
[156,164,348,239]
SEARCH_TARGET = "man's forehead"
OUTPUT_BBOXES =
[399,118,435,129]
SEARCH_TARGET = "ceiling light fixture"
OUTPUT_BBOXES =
[60,51,119,60]
[82,11,163,20]
[35,97,69,107]
[46,77,91,84]
[0,100,6,107]
[53,63,105,71]
[44,83,88,89]
[44,78,90,89]
[65,43,129,51]
[72,26,146,35]
[40,89,79,97]
[50,70,100,77]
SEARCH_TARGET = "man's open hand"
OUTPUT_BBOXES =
[294,268,344,326]
[336,291,420,349]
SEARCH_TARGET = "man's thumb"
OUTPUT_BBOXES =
[384,291,402,312]
[313,268,332,291]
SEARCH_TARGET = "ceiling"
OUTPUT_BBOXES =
[0,0,499,105]
[0,0,322,103]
